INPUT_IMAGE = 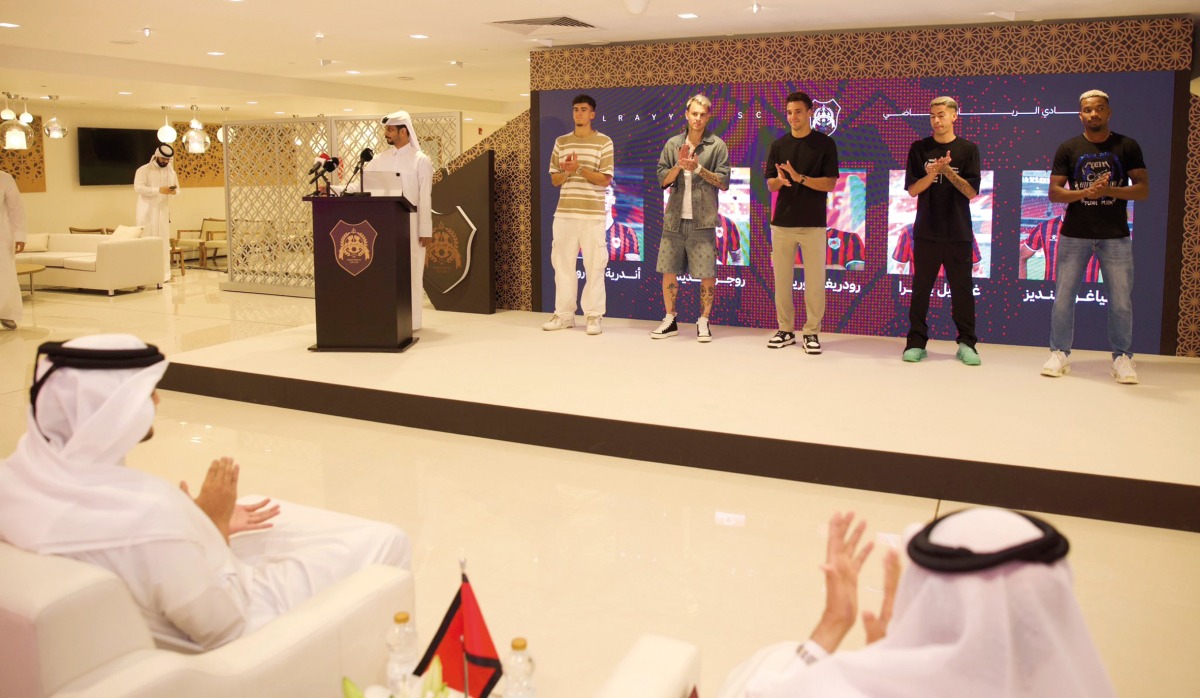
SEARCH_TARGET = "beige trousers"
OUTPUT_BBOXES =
[771,226,826,334]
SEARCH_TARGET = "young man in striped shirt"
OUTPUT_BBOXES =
[544,94,616,335]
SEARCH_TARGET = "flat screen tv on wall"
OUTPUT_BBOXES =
[77,128,164,186]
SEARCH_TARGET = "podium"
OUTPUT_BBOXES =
[306,195,418,352]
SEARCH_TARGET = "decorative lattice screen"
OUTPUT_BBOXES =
[222,113,461,296]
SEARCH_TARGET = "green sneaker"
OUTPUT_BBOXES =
[902,348,927,362]
[956,343,981,366]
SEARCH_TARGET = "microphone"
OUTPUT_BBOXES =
[340,149,374,196]
[306,153,330,176]
[323,157,340,173]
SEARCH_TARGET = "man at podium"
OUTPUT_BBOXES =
[364,110,433,330]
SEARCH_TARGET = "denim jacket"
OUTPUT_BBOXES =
[657,131,731,232]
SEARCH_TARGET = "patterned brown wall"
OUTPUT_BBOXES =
[439,110,532,311]
[0,116,46,193]
[1180,95,1200,357]
[529,18,1192,87]
[171,122,225,188]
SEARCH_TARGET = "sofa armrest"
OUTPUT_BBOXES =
[594,635,700,698]
[59,565,414,698]
[0,543,154,698]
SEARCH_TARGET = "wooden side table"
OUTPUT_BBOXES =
[15,263,45,298]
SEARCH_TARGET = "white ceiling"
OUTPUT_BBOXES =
[0,1,1195,126]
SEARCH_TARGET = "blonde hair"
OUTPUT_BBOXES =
[686,94,712,113]
[1079,89,1110,104]
[930,96,959,112]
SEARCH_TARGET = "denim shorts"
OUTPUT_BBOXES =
[656,219,717,278]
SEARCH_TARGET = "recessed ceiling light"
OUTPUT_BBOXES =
[751,2,762,12]
[0,22,20,29]
[207,51,225,56]
[274,111,285,115]
[409,34,428,39]
[519,93,530,97]
[445,83,457,87]
[246,100,258,105]
[118,91,133,96]
[314,32,325,40]
[346,70,361,75]
[173,104,185,109]
[343,108,353,112]
[464,118,474,122]
[678,13,699,19]
[142,27,152,37]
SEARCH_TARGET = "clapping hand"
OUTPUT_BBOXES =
[179,457,243,542]
[561,152,580,173]
[862,548,901,644]
[229,497,281,535]
[1083,172,1111,200]
[809,512,875,653]
[678,143,698,172]
[925,152,952,178]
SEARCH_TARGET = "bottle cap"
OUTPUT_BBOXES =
[394,612,410,624]
[511,637,527,650]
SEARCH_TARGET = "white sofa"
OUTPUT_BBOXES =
[15,234,164,296]
[594,635,701,698]
[0,541,415,698]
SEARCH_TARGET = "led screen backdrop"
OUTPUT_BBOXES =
[536,71,1178,354]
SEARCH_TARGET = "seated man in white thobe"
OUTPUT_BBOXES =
[719,508,1117,698]
[0,334,411,650]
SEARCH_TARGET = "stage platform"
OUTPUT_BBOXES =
[159,309,1200,532]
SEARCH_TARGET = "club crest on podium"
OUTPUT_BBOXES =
[330,220,379,276]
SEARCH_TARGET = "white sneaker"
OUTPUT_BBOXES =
[1111,355,1139,384]
[1041,350,1070,377]
[586,315,603,335]
[542,315,574,331]
[696,317,712,343]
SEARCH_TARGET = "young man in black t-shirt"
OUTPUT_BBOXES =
[764,91,840,353]
[1042,89,1148,385]
[902,96,982,366]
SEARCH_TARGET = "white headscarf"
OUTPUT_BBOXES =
[755,508,1117,698]
[382,110,422,151]
[148,143,176,169]
[0,334,214,554]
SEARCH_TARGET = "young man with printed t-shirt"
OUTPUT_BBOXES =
[1042,89,1148,384]
[764,91,840,353]
[901,96,982,366]
[543,94,615,336]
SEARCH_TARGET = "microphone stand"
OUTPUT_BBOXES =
[340,161,369,197]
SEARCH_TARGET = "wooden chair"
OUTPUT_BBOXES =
[175,218,223,267]
[198,219,229,270]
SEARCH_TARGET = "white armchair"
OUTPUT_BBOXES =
[594,635,701,698]
[0,541,414,698]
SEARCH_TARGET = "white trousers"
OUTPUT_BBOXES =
[551,217,607,318]
[410,217,426,330]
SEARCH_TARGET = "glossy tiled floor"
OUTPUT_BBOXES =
[2,272,1198,697]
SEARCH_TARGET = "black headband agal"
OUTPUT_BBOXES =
[907,510,1069,574]
[30,341,166,431]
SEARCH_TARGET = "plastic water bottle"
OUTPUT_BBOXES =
[505,637,536,698]
[385,611,419,697]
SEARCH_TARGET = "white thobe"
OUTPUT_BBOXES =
[66,495,412,650]
[365,144,433,330]
[133,162,179,281]
[0,171,26,323]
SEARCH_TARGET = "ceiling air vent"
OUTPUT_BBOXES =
[489,16,599,37]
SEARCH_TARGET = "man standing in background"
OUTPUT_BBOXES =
[134,144,178,283]
[901,96,982,366]
[1043,90,1147,384]
[544,94,615,336]
[0,168,26,329]
[764,91,840,353]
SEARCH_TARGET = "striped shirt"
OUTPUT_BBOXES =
[1025,217,1102,283]
[549,132,615,220]
[795,229,865,268]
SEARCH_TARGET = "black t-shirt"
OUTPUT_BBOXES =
[905,136,981,242]
[765,131,840,228]
[1051,133,1145,239]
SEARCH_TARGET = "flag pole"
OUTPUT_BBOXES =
[460,558,469,698]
